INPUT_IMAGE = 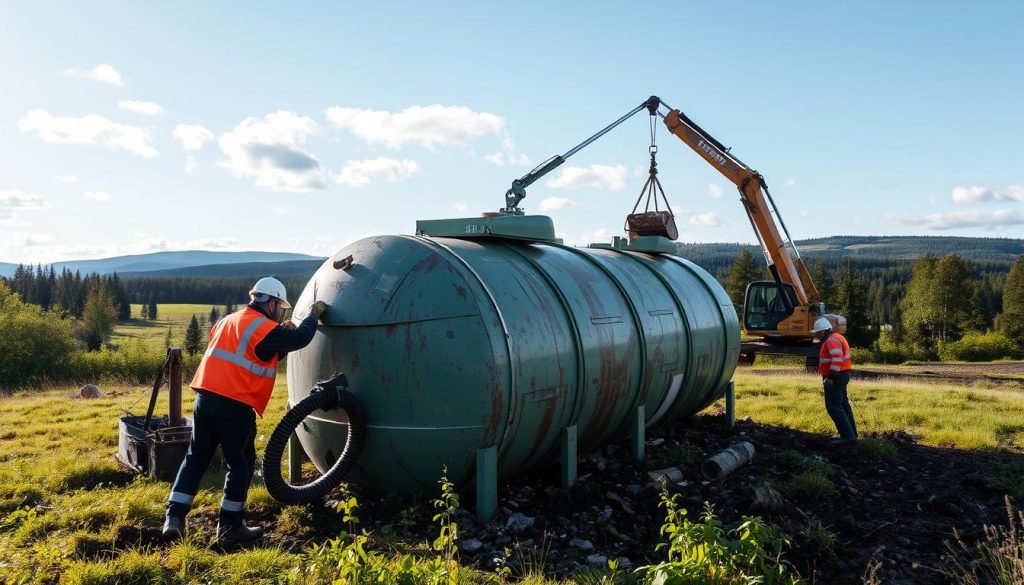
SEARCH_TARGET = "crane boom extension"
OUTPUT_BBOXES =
[661,109,819,306]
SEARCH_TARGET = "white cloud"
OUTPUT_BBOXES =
[118,100,163,115]
[52,175,79,183]
[0,190,48,209]
[65,64,122,85]
[11,232,55,247]
[335,157,421,188]
[667,205,720,228]
[784,178,797,189]
[172,124,214,150]
[326,105,504,149]
[546,164,628,191]
[18,109,157,157]
[84,190,112,201]
[484,151,532,166]
[183,155,198,174]
[951,185,1024,204]
[799,210,811,218]
[219,111,326,192]
[538,196,579,211]
[688,212,721,227]
[885,209,1024,230]
[562,227,616,247]
[452,202,469,213]
[0,211,28,227]
[273,207,288,216]
[708,184,723,199]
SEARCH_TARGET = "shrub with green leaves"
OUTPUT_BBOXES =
[637,493,803,584]
[0,280,77,390]
[939,331,1021,362]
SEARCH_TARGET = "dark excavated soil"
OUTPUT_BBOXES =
[167,411,1020,584]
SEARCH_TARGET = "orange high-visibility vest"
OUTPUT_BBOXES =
[191,307,280,416]
[818,332,852,378]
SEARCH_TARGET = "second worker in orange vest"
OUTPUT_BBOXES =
[813,317,857,445]
[162,277,327,545]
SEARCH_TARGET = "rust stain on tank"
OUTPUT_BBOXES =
[446,330,455,340]
[454,285,467,300]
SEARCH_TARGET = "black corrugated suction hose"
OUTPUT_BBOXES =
[262,373,366,505]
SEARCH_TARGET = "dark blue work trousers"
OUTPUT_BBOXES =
[823,370,857,440]
[166,390,256,525]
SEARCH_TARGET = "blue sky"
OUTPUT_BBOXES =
[1,1,1022,263]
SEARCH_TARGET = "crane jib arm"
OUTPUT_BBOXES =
[661,110,813,307]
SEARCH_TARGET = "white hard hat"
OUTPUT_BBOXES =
[812,317,832,333]
[249,277,291,308]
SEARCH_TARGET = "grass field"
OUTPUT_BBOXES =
[110,304,220,350]
[2,368,1023,583]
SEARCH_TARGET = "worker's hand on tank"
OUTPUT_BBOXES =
[309,301,328,320]
[281,320,297,330]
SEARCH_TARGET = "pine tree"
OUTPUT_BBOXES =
[209,306,220,325]
[724,248,766,311]
[1000,253,1024,343]
[184,315,203,356]
[148,297,159,321]
[79,281,118,351]
[832,261,873,347]
[811,260,834,307]
[140,301,150,320]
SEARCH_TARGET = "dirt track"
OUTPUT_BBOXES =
[750,361,1024,386]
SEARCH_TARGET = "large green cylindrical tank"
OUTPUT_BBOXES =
[287,218,739,494]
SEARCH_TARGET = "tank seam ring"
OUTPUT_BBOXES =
[406,235,517,455]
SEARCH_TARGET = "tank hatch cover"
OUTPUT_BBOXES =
[626,235,679,254]
[587,235,678,255]
[415,214,556,242]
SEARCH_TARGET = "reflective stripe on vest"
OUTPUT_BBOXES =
[205,317,277,378]
[190,307,280,416]
[818,332,852,377]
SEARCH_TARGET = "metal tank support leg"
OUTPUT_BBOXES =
[725,381,736,429]
[632,405,645,462]
[561,425,577,490]
[476,446,497,523]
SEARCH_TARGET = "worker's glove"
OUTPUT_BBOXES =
[309,300,328,319]
[822,377,835,392]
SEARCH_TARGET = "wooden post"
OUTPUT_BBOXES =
[168,348,183,427]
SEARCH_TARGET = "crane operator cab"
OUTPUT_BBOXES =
[743,281,800,333]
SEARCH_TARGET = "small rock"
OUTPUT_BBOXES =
[625,484,642,496]
[569,538,595,552]
[596,506,613,524]
[461,538,484,553]
[586,554,608,567]
[506,512,535,533]
[615,557,632,569]
[647,438,665,447]
[79,384,103,398]
[742,415,753,423]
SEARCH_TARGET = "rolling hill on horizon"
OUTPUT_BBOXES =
[2,235,1021,281]
[0,250,323,278]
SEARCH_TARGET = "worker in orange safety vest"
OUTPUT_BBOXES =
[162,277,327,545]
[813,317,857,445]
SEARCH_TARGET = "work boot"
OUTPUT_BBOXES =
[162,516,186,541]
[216,522,264,546]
